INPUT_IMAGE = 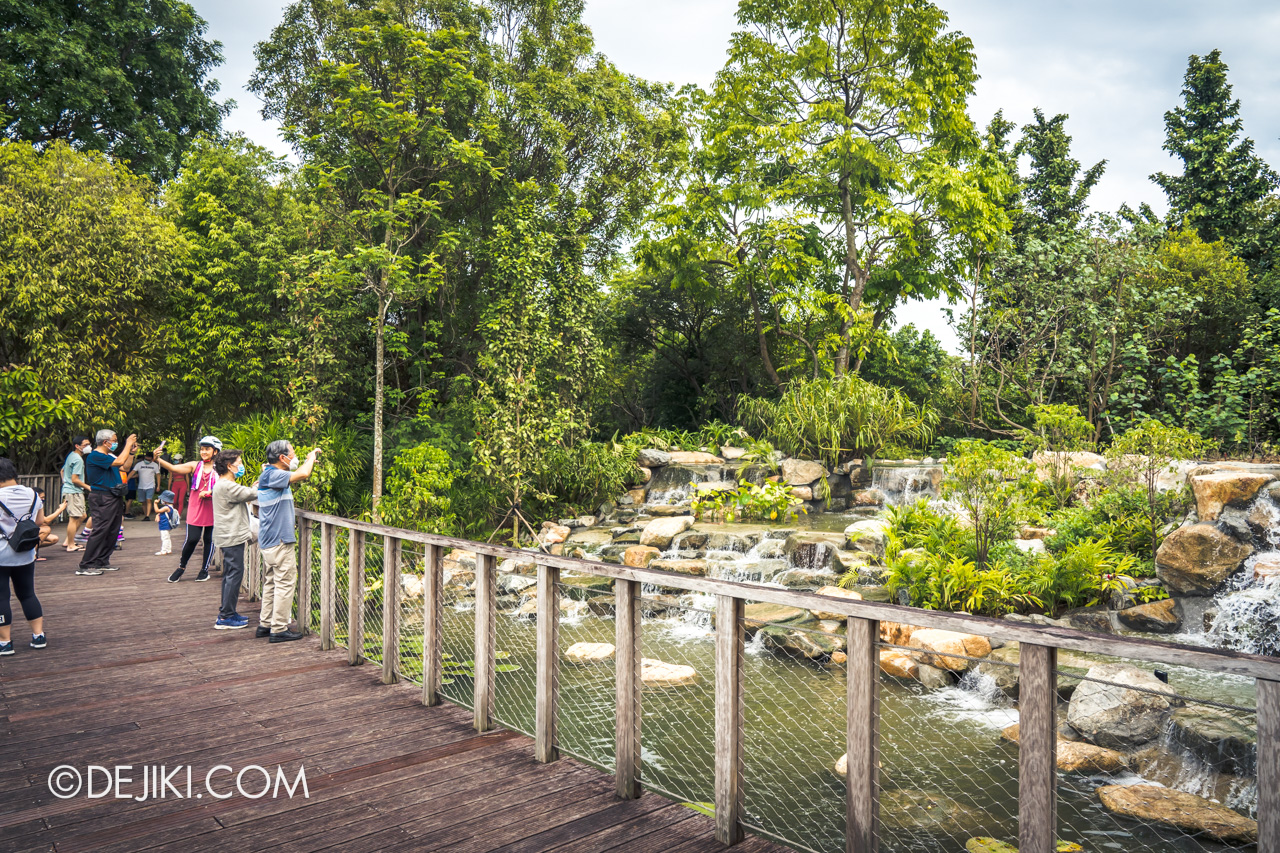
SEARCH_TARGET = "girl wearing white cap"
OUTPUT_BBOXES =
[153,436,221,583]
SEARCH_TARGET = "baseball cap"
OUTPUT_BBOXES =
[198,435,223,450]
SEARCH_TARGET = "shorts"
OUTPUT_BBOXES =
[65,492,87,517]
[137,488,155,501]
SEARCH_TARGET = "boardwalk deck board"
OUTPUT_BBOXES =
[0,521,784,853]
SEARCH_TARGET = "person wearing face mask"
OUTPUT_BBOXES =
[154,436,221,583]
[256,439,320,642]
[211,449,257,630]
[60,436,93,551]
[78,429,137,576]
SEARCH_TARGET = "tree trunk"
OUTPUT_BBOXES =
[835,178,869,378]
[372,281,386,521]
[744,277,782,389]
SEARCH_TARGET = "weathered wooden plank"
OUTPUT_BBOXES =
[474,552,497,732]
[320,522,336,650]
[1018,643,1058,853]
[347,529,366,665]
[715,595,744,845]
[422,543,443,707]
[846,617,879,853]
[536,561,560,763]
[616,578,642,800]
[381,535,401,685]
[298,518,313,635]
[293,510,1280,681]
[1261,677,1278,853]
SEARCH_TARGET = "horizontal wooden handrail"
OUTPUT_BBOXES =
[296,508,1280,681]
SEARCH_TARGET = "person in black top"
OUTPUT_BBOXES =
[78,429,137,576]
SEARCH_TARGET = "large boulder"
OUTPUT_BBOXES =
[1067,664,1178,749]
[1116,597,1183,633]
[565,642,615,664]
[1096,785,1257,845]
[1190,471,1275,521]
[780,458,828,486]
[878,649,919,679]
[997,725,1129,774]
[668,450,723,465]
[763,625,845,659]
[538,522,572,545]
[743,603,812,631]
[906,629,992,672]
[622,545,662,568]
[844,518,890,558]
[640,658,698,686]
[1169,706,1257,773]
[639,516,694,549]
[809,585,863,621]
[782,532,843,570]
[636,448,671,468]
[1155,523,1254,595]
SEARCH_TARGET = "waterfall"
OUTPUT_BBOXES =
[1203,495,1280,655]
[870,463,943,506]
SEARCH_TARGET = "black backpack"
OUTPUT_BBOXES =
[0,493,40,553]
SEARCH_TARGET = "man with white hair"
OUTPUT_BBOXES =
[256,439,320,642]
[78,429,137,576]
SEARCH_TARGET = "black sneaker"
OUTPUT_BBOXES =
[255,626,271,638]
[167,568,184,583]
[195,569,210,582]
[269,630,303,643]
[30,634,46,649]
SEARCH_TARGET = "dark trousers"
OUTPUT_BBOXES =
[180,524,214,571]
[80,492,124,569]
[1,561,42,627]
[220,543,245,619]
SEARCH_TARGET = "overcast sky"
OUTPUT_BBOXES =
[193,0,1280,351]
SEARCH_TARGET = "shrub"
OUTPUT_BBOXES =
[941,441,1035,571]
[379,443,458,535]
[1105,419,1206,561]
[691,479,804,523]
[737,375,939,467]
[1019,403,1096,509]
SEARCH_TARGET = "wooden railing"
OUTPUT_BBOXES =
[289,509,1280,853]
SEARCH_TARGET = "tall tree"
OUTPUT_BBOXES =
[0,0,229,182]
[1152,50,1278,245]
[1014,109,1105,240]
[714,0,1009,376]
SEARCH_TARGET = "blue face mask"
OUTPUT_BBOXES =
[236,463,245,477]
[110,441,119,451]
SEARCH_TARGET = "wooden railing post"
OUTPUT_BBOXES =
[422,544,443,706]
[381,535,400,685]
[1019,643,1058,853]
[1260,677,1278,853]
[615,578,642,800]
[347,529,365,665]
[715,595,745,845]
[319,523,335,650]
[535,561,560,763]
[846,617,879,853]
[474,552,497,732]
[298,519,312,635]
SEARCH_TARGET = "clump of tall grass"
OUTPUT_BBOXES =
[737,376,939,467]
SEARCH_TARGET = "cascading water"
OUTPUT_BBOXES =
[870,463,944,506]
[1204,496,1280,655]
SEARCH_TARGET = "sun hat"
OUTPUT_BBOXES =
[198,435,223,451]
[158,490,176,504]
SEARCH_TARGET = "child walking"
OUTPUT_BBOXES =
[154,491,179,556]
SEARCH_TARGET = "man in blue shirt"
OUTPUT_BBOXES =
[256,439,320,642]
[78,429,137,576]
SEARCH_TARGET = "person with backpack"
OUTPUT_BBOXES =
[0,457,54,655]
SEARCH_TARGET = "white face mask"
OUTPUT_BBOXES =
[287,455,299,471]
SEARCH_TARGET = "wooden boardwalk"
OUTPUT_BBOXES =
[0,519,783,853]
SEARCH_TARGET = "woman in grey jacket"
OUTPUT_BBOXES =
[211,450,257,630]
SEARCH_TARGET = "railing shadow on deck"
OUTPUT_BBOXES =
[248,510,1279,853]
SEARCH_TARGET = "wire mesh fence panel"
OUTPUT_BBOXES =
[874,621,1020,853]
[555,578,617,772]
[437,549,477,710]
[740,608,849,853]
[638,595,716,807]
[489,562,539,736]
[332,526,350,651]
[360,537,385,665]
[307,527,323,633]
[396,541,426,684]
[1053,653,1259,853]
